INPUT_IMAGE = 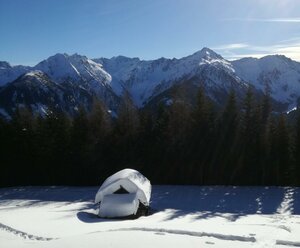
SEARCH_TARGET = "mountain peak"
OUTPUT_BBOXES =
[201,47,216,54]
[50,52,68,59]
[68,53,88,61]
[261,54,293,64]
[108,55,141,64]
[192,47,221,59]
[43,52,86,62]
[0,61,11,69]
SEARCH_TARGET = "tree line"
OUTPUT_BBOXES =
[1,87,300,187]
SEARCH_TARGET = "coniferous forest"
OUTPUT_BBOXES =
[1,87,300,187]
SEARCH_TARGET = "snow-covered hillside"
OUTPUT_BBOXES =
[0,70,98,117]
[0,186,299,247]
[232,55,300,108]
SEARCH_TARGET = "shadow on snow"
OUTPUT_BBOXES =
[150,185,300,221]
[1,185,300,222]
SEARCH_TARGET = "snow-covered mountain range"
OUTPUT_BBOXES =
[1,48,300,118]
[95,48,248,107]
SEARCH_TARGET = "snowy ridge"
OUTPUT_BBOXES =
[24,70,44,77]
[276,240,300,247]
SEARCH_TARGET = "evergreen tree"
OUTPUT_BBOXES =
[294,114,300,185]
[0,118,11,186]
[113,91,140,169]
[233,88,260,185]
[35,111,71,184]
[165,88,192,184]
[70,107,90,184]
[259,90,272,185]
[10,107,37,185]
[276,114,291,185]
[87,99,111,182]
[189,88,215,184]
[1,85,299,187]
[262,85,272,127]
[149,103,170,183]
[215,90,239,184]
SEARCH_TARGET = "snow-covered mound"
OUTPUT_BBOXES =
[95,168,151,206]
[99,193,139,218]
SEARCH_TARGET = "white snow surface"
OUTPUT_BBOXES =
[98,193,139,218]
[95,169,151,206]
[0,186,300,248]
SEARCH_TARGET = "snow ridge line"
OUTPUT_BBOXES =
[276,240,300,247]
[0,222,56,241]
[106,227,256,243]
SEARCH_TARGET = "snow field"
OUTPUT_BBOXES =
[0,186,300,247]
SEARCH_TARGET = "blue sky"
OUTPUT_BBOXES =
[1,0,300,65]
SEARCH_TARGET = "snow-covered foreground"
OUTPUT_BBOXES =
[0,186,300,247]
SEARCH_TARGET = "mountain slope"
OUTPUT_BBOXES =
[34,53,120,111]
[232,55,300,108]
[0,54,121,117]
[35,53,112,86]
[0,71,95,117]
[0,62,30,86]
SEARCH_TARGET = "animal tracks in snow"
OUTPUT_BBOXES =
[105,227,257,243]
[0,222,56,241]
[276,240,300,247]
